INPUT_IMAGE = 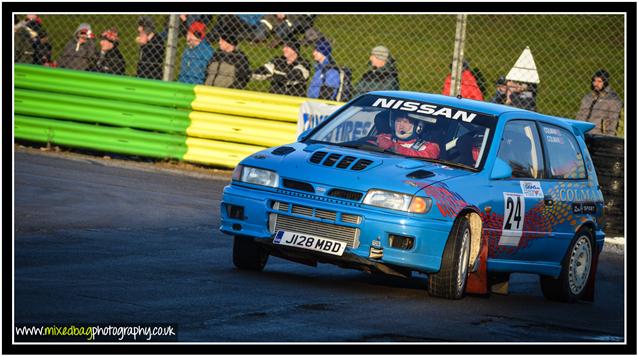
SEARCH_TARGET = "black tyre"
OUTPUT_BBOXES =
[585,134,624,156]
[540,228,594,302]
[232,235,269,271]
[591,157,624,178]
[428,216,471,299]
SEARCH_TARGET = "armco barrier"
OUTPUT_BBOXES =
[14,64,341,168]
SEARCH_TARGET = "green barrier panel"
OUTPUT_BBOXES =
[15,89,191,133]
[15,75,195,109]
[15,115,264,168]
[15,64,194,94]
[15,115,187,159]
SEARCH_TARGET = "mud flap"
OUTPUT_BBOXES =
[466,234,489,295]
[581,248,600,302]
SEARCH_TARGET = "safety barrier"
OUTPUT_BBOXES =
[13,64,342,168]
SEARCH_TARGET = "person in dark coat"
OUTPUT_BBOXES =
[353,45,400,96]
[135,16,165,80]
[575,69,623,136]
[89,28,126,75]
[14,14,53,66]
[57,23,96,71]
[251,39,311,97]
[204,31,251,89]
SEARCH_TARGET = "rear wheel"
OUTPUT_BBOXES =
[540,229,594,302]
[233,235,269,271]
[428,216,471,299]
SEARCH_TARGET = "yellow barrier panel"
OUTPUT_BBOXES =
[183,137,264,168]
[193,85,338,107]
[191,96,301,122]
[187,111,297,147]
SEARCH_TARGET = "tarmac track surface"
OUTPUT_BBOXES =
[13,150,625,343]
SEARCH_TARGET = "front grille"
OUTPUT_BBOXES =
[341,214,362,224]
[315,209,337,221]
[271,213,360,248]
[292,205,313,216]
[283,179,315,193]
[328,188,363,201]
[274,202,290,211]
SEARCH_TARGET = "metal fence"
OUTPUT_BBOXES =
[13,13,625,134]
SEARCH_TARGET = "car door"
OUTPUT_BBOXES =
[535,122,592,263]
[488,119,549,263]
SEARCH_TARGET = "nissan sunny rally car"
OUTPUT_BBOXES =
[220,91,605,301]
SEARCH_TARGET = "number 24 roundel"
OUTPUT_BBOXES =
[500,192,525,246]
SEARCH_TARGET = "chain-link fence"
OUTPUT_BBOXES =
[13,13,625,134]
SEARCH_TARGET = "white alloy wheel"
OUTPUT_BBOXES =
[456,227,471,294]
[568,235,592,296]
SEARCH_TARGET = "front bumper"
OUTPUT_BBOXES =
[219,183,453,273]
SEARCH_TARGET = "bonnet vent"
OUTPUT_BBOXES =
[351,159,373,171]
[272,146,296,155]
[406,170,435,179]
[310,151,328,163]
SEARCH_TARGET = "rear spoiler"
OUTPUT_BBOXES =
[561,118,596,135]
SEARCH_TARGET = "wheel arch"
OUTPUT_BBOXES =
[456,206,483,269]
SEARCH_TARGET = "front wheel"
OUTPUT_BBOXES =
[233,235,269,271]
[540,229,594,302]
[428,216,471,299]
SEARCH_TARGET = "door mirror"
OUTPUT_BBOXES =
[491,157,513,180]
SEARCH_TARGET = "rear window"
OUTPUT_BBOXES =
[540,123,587,179]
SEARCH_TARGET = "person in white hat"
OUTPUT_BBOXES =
[502,46,539,112]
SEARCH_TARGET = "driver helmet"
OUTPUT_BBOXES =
[390,113,424,140]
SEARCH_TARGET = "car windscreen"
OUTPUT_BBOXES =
[308,94,497,170]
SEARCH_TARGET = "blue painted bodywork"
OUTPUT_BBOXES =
[220,91,605,278]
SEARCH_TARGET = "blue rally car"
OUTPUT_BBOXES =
[220,91,605,301]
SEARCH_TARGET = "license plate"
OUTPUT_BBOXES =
[273,230,347,256]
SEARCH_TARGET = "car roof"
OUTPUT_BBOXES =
[368,90,596,134]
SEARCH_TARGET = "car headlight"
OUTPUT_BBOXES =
[233,165,279,188]
[363,189,432,214]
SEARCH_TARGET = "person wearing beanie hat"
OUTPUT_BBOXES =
[307,38,341,100]
[204,31,251,89]
[57,22,96,71]
[178,21,214,84]
[352,45,399,97]
[136,16,165,80]
[252,38,311,96]
[575,69,623,136]
[88,28,125,75]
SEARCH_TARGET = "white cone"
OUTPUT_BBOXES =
[506,46,540,84]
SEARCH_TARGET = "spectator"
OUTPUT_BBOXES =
[251,39,311,97]
[490,75,508,104]
[353,45,399,96]
[204,31,251,89]
[211,14,268,43]
[57,23,96,71]
[178,14,213,37]
[89,28,126,75]
[307,38,341,100]
[370,114,440,159]
[575,69,623,136]
[259,14,317,48]
[502,80,537,111]
[178,21,214,84]
[501,46,539,111]
[442,60,484,101]
[14,14,53,66]
[136,16,165,80]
